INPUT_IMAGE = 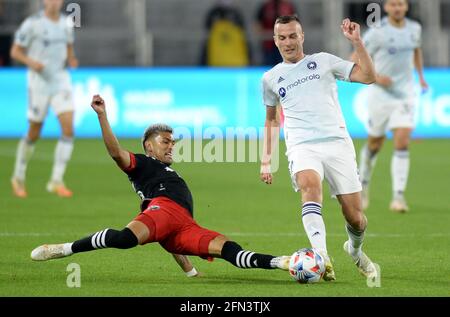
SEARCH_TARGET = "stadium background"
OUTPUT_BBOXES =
[0,0,449,297]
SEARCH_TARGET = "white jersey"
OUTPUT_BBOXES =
[14,11,74,95]
[262,52,355,151]
[363,17,421,101]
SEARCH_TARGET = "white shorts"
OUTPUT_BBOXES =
[27,89,74,123]
[367,97,415,137]
[287,138,362,196]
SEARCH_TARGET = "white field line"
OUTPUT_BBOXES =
[0,232,448,238]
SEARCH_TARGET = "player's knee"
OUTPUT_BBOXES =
[27,126,42,142]
[300,185,321,200]
[61,128,74,138]
[107,228,138,249]
[394,143,409,151]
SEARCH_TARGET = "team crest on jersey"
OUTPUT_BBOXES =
[388,47,397,55]
[307,61,317,70]
[279,87,287,98]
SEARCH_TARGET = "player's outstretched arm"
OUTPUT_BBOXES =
[91,95,131,170]
[172,254,201,277]
[341,19,376,84]
[260,106,280,185]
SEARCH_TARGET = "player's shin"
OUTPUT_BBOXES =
[301,202,327,255]
[50,136,74,183]
[13,137,35,181]
[359,143,378,185]
[69,228,138,254]
[221,241,279,269]
[345,222,365,260]
[391,149,409,199]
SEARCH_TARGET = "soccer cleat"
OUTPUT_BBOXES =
[272,256,291,270]
[361,183,369,210]
[31,244,69,261]
[46,181,73,198]
[343,241,377,280]
[11,177,27,198]
[317,251,336,281]
[389,197,409,213]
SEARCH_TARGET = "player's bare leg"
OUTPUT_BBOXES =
[295,170,335,281]
[390,128,412,213]
[30,220,147,261]
[208,235,290,270]
[338,192,377,280]
[359,135,385,209]
[11,121,42,198]
[47,111,74,197]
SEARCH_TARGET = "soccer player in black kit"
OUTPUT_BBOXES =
[31,95,289,277]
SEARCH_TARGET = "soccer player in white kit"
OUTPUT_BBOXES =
[10,0,78,198]
[260,15,378,281]
[356,0,428,213]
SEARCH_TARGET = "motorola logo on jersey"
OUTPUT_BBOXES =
[285,74,321,92]
[307,61,317,70]
[279,87,287,98]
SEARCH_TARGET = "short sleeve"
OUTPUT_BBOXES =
[65,16,75,44]
[14,18,34,48]
[262,73,278,107]
[326,53,355,82]
[362,27,379,56]
[415,23,422,48]
[122,152,147,175]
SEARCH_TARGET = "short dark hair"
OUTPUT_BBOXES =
[275,15,302,26]
[142,123,173,151]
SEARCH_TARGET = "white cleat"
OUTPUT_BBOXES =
[343,241,377,280]
[273,256,291,270]
[361,184,370,210]
[317,250,336,281]
[31,244,69,261]
[389,198,409,213]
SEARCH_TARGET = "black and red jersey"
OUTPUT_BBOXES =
[123,153,194,215]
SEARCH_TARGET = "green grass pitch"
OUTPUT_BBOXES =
[0,138,449,296]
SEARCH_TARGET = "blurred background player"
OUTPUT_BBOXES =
[30,95,290,277]
[10,0,78,198]
[200,0,250,67]
[260,16,378,281]
[356,0,428,213]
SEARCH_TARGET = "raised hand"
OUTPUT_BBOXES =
[341,18,361,43]
[91,94,106,115]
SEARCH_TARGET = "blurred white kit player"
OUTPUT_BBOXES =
[11,0,78,198]
[260,15,378,282]
[357,0,428,212]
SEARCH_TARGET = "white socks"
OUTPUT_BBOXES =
[391,150,409,199]
[63,243,74,256]
[50,136,74,183]
[345,223,365,260]
[13,138,35,181]
[301,202,327,255]
[359,143,378,186]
